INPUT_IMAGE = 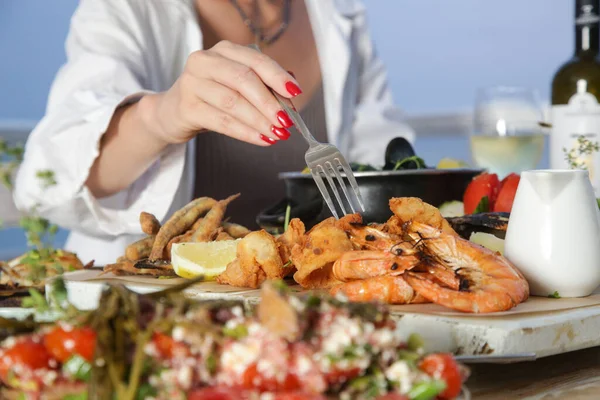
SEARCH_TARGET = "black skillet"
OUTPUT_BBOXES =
[256,137,484,232]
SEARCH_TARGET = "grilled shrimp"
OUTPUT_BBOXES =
[403,221,529,313]
[331,251,420,282]
[342,223,418,256]
[330,275,428,304]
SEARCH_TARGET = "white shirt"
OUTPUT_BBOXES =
[13,0,414,266]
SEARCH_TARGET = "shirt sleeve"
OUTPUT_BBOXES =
[346,4,415,167]
[12,0,187,239]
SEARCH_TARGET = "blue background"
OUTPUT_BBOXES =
[0,0,571,118]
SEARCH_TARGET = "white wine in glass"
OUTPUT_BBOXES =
[471,86,545,178]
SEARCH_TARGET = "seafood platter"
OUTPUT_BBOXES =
[51,189,600,361]
[2,165,600,398]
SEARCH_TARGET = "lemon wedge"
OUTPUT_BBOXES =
[437,158,469,169]
[171,240,240,280]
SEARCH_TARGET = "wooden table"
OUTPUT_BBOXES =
[467,346,600,399]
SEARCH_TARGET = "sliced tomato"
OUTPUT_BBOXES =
[43,326,96,363]
[242,362,301,392]
[463,173,500,214]
[0,338,52,389]
[324,367,362,385]
[419,353,463,399]
[152,332,189,359]
[493,173,520,213]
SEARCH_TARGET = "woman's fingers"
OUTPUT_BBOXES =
[187,42,300,129]
[191,100,275,147]
[210,41,302,98]
[194,78,290,142]
[188,50,294,130]
[160,41,304,146]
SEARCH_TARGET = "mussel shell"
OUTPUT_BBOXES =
[383,137,417,170]
[446,212,510,240]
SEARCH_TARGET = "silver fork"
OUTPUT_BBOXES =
[248,45,365,218]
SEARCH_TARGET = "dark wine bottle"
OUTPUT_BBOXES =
[551,0,600,194]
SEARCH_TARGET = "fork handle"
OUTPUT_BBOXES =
[247,44,320,147]
[273,93,320,146]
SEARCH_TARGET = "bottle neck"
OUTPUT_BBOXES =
[576,25,599,58]
[575,0,600,58]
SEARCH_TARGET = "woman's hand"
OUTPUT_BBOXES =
[144,40,302,146]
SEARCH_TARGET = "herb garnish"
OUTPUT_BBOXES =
[393,156,426,171]
[205,353,217,374]
[548,291,561,299]
[21,288,49,312]
[222,324,248,339]
[407,333,425,352]
[408,380,447,400]
[473,196,490,214]
[21,277,74,315]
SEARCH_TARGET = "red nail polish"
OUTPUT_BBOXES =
[271,126,291,140]
[259,134,277,145]
[276,110,294,128]
[287,70,296,79]
[285,81,302,97]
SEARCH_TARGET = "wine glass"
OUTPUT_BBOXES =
[471,86,546,178]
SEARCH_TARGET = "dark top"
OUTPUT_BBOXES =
[193,83,328,228]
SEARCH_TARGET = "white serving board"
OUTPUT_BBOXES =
[48,270,600,360]
[46,270,256,310]
[390,306,600,358]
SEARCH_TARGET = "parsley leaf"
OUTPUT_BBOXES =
[473,196,490,214]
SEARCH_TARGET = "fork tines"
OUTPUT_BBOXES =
[310,157,365,219]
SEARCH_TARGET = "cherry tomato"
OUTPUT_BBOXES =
[43,326,96,363]
[493,173,520,213]
[152,332,176,359]
[242,362,301,392]
[152,332,189,359]
[0,338,52,387]
[463,173,500,214]
[324,367,361,385]
[419,353,463,399]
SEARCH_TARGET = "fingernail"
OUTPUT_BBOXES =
[287,70,296,79]
[285,81,302,97]
[259,134,277,145]
[276,110,294,128]
[271,126,291,140]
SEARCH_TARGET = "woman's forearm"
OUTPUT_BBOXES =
[85,94,171,198]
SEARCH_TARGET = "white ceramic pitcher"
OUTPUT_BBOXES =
[504,169,600,297]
